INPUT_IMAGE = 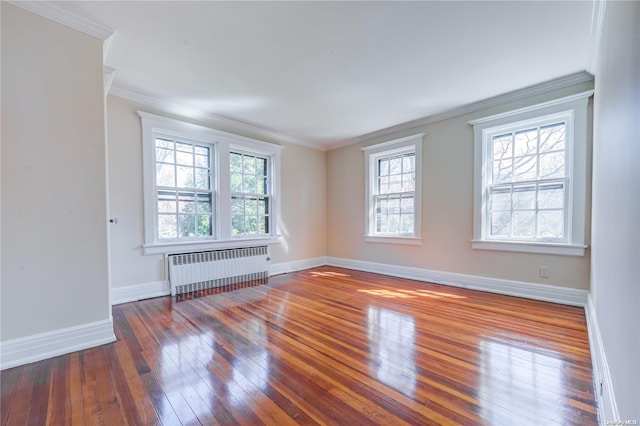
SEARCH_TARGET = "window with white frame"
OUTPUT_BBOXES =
[470,91,592,256]
[230,151,270,236]
[139,111,282,255]
[363,134,423,244]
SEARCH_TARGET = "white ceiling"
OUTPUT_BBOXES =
[51,1,594,148]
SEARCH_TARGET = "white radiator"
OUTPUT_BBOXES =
[168,246,270,296]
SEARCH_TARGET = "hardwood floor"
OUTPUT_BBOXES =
[1,267,598,425]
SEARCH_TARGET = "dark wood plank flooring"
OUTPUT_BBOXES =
[1,266,598,425]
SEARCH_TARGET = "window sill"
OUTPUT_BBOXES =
[143,236,282,256]
[471,240,587,256]
[365,236,423,246]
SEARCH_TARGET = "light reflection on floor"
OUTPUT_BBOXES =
[367,306,417,398]
[479,338,567,425]
[359,288,467,299]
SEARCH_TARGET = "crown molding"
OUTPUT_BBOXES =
[6,1,114,40]
[109,86,326,151]
[326,71,595,151]
[587,0,607,74]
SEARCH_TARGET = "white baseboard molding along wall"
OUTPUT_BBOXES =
[269,256,328,277]
[585,294,619,423]
[111,280,171,305]
[0,319,116,370]
[325,257,589,307]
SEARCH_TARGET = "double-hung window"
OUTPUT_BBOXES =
[139,111,282,255]
[363,134,423,245]
[470,91,592,256]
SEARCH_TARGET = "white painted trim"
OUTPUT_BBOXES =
[471,240,587,257]
[364,236,423,246]
[143,237,282,256]
[110,86,325,151]
[326,257,588,307]
[327,72,594,151]
[585,294,619,423]
[6,1,114,40]
[112,281,171,305]
[103,66,116,95]
[0,320,116,370]
[270,257,329,276]
[587,1,607,74]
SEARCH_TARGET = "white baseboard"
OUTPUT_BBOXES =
[112,280,170,305]
[0,319,116,370]
[326,257,589,307]
[270,256,328,277]
[585,294,619,423]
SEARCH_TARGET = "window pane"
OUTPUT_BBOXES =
[401,172,415,191]
[489,187,511,211]
[540,123,565,153]
[379,159,389,176]
[539,152,565,179]
[176,142,192,153]
[195,154,208,168]
[401,214,414,234]
[158,214,177,239]
[513,155,537,182]
[389,175,402,193]
[537,210,564,239]
[492,134,512,160]
[538,183,564,209]
[244,175,257,194]
[231,196,244,216]
[156,148,174,163]
[388,197,400,214]
[258,198,267,215]
[244,155,256,174]
[378,176,389,194]
[178,195,195,214]
[256,158,266,175]
[197,215,211,236]
[230,172,242,192]
[389,157,402,174]
[256,177,267,194]
[512,185,535,210]
[387,215,400,234]
[376,214,386,233]
[230,153,242,172]
[176,151,193,166]
[178,215,195,238]
[176,166,194,188]
[194,146,208,156]
[512,211,535,238]
[514,128,537,157]
[155,138,174,149]
[493,159,512,184]
[195,168,209,189]
[400,196,414,213]
[402,155,415,173]
[156,163,175,187]
[157,191,176,213]
[491,211,511,237]
[197,193,211,214]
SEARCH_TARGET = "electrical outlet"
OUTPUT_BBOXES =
[539,266,550,278]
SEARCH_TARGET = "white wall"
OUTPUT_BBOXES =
[1,4,110,340]
[591,0,640,419]
[106,95,327,291]
[327,82,593,290]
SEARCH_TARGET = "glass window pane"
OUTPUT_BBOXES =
[389,158,402,174]
[156,148,174,163]
[402,155,415,173]
[231,215,244,235]
[176,166,194,188]
[492,134,512,160]
[389,175,402,193]
[514,128,537,156]
[195,168,209,189]
[258,198,267,215]
[378,159,389,176]
[256,158,266,175]
[247,216,258,234]
[197,215,211,236]
[493,159,512,184]
[378,176,389,194]
[489,187,511,211]
[538,183,565,209]
[155,138,174,149]
[178,215,195,237]
[512,211,535,238]
[491,212,511,237]
[539,152,565,178]
[243,155,256,175]
[401,214,414,234]
[244,175,257,194]
[176,151,193,166]
[156,163,175,187]
[540,123,565,153]
[376,214,386,233]
[245,197,258,215]
[230,172,242,192]
[401,172,415,191]
[387,215,400,234]
[195,154,208,168]
[512,185,535,210]
[231,196,244,216]
[194,146,208,156]
[256,177,266,194]
[157,191,176,213]
[388,197,400,214]
[537,210,564,239]
[197,194,211,214]
[230,153,242,173]
[158,214,177,239]
[175,142,192,153]
[513,155,537,182]
[400,196,414,213]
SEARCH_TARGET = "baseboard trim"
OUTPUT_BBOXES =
[326,257,588,307]
[585,294,619,423]
[270,257,328,277]
[112,280,171,305]
[0,319,116,370]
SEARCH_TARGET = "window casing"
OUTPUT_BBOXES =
[470,91,592,256]
[139,111,282,255]
[363,134,423,245]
